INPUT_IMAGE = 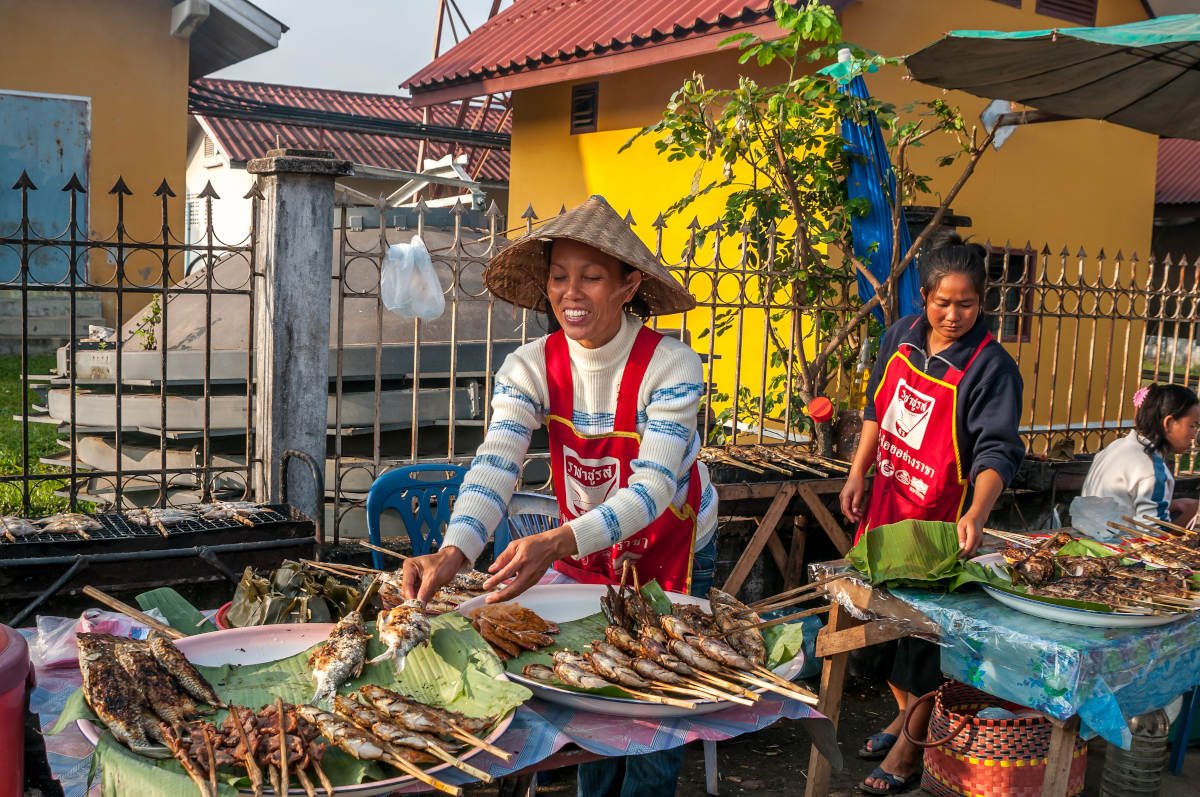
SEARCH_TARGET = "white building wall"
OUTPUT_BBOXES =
[185,118,254,271]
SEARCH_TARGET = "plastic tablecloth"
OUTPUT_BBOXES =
[820,569,1200,749]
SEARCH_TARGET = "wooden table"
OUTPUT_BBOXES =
[715,479,850,595]
[803,576,1084,797]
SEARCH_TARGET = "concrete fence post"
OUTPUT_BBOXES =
[246,148,352,523]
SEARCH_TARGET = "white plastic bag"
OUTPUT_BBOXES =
[31,608,167,668]
[380,235,445,321]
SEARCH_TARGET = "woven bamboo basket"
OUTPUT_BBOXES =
[914,681,1087,797]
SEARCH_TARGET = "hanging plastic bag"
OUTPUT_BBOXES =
[380,235,445,321]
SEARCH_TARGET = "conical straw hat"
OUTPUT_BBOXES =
[484,196,696,316]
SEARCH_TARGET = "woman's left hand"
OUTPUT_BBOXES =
[483,525,578,603]
[956,510,984,558]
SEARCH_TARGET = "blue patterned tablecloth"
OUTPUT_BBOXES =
[883,587,1200,749]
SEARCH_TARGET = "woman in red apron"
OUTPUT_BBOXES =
[840,238,1024,795]
[403,196,718,796]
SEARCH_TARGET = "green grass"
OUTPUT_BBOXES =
[0,354,74,516]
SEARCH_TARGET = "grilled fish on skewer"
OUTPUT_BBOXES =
[0,515,38,541]
[37,512,101,538]
[692,634,756,671]
[589,640,634,666]
[371,600,431,672]
[631,657,688,686]
[77,634,168,757]
[358,684,494,736]
[310,610,369,704]
[709,588,768,666]
[523,664,558,683]
[147,631,224,707]
[553,660,613,690]
[604,625,643,657]
[660,614,702,643]
[125,507,197,536]
[671,604,721,636]
[114,642,206,727]
[586,649,654,690]
[668,638,723,674]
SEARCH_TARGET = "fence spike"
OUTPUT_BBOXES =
[374,192,387,212]
[1179,254,1191,268]
[1163,253,1174,268]
[1114,249,1124,261]
[1096,247,1106,260]
[1076,245,1087,258]
[153,179,176,198]
[1059,245,1071,257]
[738,221,752,235]
[12,171,37,191]
[1041,243,1052,255]
[652,212,667,230]
[557,203,567,216]
[624,210,636,226]
[198,180,220,200]
[687,216,702,232]
[521,202,537,220]
[450,197,466,215]
[243,179,264,200]
[415,198,430,214]
[1024,241,1034,253]
[485,199,502,218]
[61,173,86,193]
[1130,251,1139,262]
[108,176,132,195]
[1003,239,1011,251]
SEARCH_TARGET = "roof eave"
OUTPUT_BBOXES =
[186,0,287,79]
[405,18,787,107]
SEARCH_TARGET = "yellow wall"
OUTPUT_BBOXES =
[505,0,1158,447]
[0,0,189,322]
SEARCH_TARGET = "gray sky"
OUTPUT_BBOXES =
[212,0,503,95]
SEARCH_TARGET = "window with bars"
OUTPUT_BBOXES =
[986,247,1035,343]
[186,192,207,229]
[1035,0,1097,25]
[570,82,598,135]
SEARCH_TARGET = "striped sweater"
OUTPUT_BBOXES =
[441,313,718,564]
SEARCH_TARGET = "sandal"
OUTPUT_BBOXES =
[856,766,921,795]
[857,731,898,760]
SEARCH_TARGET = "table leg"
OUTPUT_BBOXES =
[805,601,860,797]
[1041,715,1081,797]
[722,483,797,596]
[497,773,535,797]
[785,516,807,590]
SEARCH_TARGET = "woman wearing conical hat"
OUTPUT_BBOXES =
[402,196,718,793]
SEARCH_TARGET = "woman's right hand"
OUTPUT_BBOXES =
[840,471,867,524]
[401,546,468,603]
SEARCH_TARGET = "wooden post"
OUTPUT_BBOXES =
[805,600,862,797]
[785,515,807,589]
[246,149,353,522]
[1041,715,1081,797]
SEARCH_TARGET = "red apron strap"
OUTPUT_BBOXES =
[942,332,995,387]
[613,326,662,434]
[545,330,572,420]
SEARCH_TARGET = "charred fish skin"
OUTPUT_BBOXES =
[586,650,652,690]
[553,661,612,691]
[709,588,768,667]
[693,635,755,671]
[147,632,223,707]
[114,643,204,727]
[310,610,369,704]
[297,705,388,762]
[359,683,493,735]
[78,636,166,757]
[370,600,432,672]
[668,638,722,674]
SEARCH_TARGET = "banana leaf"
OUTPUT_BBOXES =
[226,561,363,627]
[51,612,530,791]
[847,519,995,591]
[135,588,216,635]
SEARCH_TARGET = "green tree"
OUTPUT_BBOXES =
[624,0,996,454]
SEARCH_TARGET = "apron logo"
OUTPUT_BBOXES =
[563,445,620,515]
[882,377,936,449]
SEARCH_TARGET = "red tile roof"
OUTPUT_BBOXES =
[1157,138,1200,205]
[190,78,510,183]
[403,0,841,104]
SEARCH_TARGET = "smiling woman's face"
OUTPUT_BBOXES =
[547,239,642,348]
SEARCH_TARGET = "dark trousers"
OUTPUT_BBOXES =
[575,537,718,797]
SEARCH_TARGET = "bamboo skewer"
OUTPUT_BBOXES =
[744,574,847,613]
[615,686,698,709]
[301,559,379,575]
[689,670,761,701]
[1122,516,1200,549]
[267,762,282,797]
[421,742,493,782]
[358,540,408,562]
[718,605,830,637]
[378,747,461,796]
[1109,522,1200,563]
[161,723,214,797]
[1133,515,1199,537]
[229,706,264,797]
[276,698,289,796]
[296,769,318,797]
[448,722,511,761]
[723,669,817,704]
[650,680,754,706]
[81,586,186,639]
[202,723,218,797]
[311,760,334,797]
[751,664,820,701]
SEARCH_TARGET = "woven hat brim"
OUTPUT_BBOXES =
[484,198,697,316]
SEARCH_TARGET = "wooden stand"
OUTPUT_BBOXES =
[802,574,1083,797]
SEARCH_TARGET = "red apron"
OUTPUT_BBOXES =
[545,326,701,593]
[856,330,996,543]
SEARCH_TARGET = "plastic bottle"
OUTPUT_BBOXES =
[1100,709,1170,796]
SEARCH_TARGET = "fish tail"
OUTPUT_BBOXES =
[368,649,393,665]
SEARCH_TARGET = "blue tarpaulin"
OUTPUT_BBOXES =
[821,56,919,322]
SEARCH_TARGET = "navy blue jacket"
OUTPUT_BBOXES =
[864,313,1026,487]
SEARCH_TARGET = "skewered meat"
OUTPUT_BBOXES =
[522,664,558,683]
[358,683,493,735]
[638,633,696,678]
[585,649,653,690]
[77,634,167,757]
[114,642,205,728]
[603,625,642,657]
[125,507,197,531]
[147,631,223,707]
[671,604,721,636]
[589,641,633,667]
[333,696,453,760]
[371,600,431,672]
[552,660,612,691]
[600,583,631,630]
[631,657,687,686]
[297,705,391,763]
[1055,555,1121,577]
[668,638,723,674]
[310,609,369,704]
[709,587,768,666]
[692,634,755,671]
[659,614,697,643]
[0,516,38,541]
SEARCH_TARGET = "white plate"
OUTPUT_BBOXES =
[77,623,515,795]
[972,552,1188,628]
[456,584,807,718]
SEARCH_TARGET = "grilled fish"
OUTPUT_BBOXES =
[114,642,204,727]
[603,625,642,657]
[692,634,755,671]
[370,600,431,672]
[0,516,38,541]
[358,683,493,735]
[709,587,768,666]
[37,512,102,538]
[310,610,369,704]
[589,640,633,667]
[147,632,223,707]
[668,638,723,673]
[552,660,612,691]
[631,657,687,686]
[586,649,652,690]
[77,634,168,758]
[333,696,466,762]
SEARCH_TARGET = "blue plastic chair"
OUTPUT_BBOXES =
[493,491,559,559]
[366,464,468,569]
